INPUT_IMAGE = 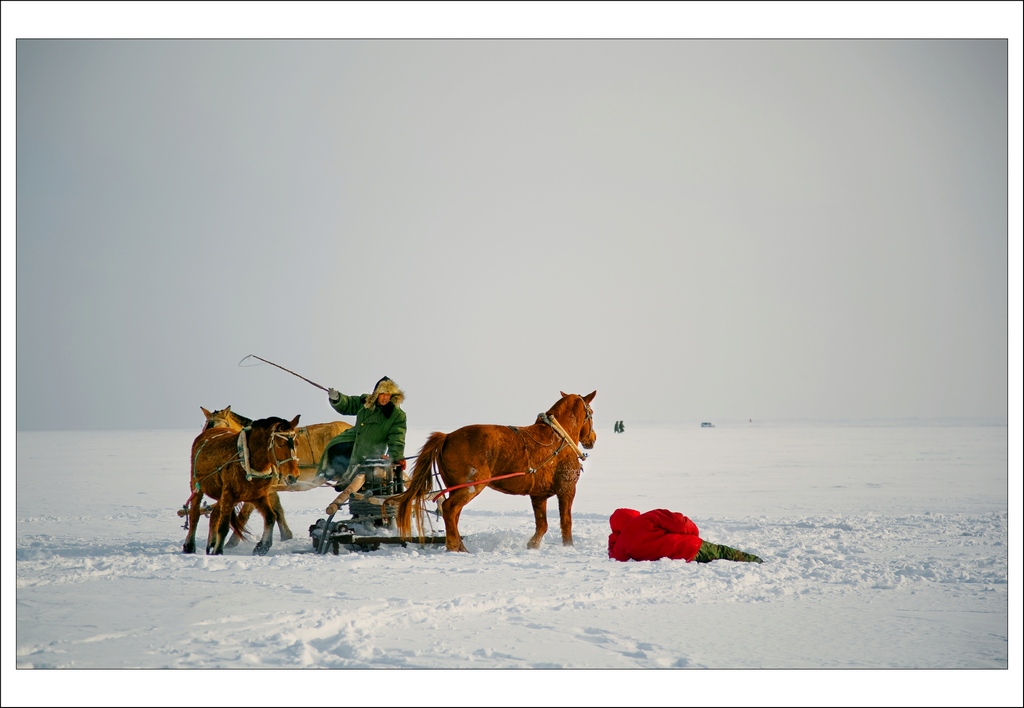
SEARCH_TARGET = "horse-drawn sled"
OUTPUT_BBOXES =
[178,406,448,554]
[180,390,597,556]
[307,456,449,554]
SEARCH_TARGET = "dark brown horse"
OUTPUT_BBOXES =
[199,406,291,547]
[183,415,301,555]
[392,391,596,552]
[201,407,352,488]
[199,406,352,546]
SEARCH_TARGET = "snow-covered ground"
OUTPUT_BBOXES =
[9,419,1016,706]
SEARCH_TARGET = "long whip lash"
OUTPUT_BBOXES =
[238,354,328,392]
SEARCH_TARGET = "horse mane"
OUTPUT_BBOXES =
[249,416,286,429]
[543,392,585,427]
[249,415,299,432]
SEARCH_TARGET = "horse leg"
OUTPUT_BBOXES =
[272,492,293,541]
[182,492,203,554]
[250,497,278,557]
[206,502,231,555]
[556,486,576,547]
[527,496,550,549]
[440,489,473,552]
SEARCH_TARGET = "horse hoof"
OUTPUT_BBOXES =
[253,545,270,556]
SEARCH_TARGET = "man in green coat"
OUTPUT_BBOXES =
[320,376,407,490]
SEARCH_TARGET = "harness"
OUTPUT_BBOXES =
[238,425,300,480]
[183,425,299,509]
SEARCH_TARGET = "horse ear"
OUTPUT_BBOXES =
[224,405,231,414]
[201,406,212,419]
[289,415,301,429]
[584,390,596,403]
[560,391,569,398]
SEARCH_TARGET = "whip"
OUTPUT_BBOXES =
[238,354,328,392]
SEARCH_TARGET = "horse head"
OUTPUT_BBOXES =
[556,390,597,450]
[201,405,251,432]
[201,406,222,431]
[249,415,302,484]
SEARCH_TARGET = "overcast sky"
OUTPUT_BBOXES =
[5,5,1021,432]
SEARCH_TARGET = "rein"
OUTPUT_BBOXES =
[431,471,530,503]
[184,429,237,508]
[190,429,238,483]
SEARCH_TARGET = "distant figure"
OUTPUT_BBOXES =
[608,508,763,564]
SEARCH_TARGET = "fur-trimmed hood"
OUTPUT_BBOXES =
[366,376,404,409]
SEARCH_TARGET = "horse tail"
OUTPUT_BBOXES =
[228,504,249,542]
[393,431,447,540]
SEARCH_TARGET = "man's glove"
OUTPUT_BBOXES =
[396,459,406,472]
[328,388,341,403]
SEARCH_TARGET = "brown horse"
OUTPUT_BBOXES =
[392,391,597,552]
[183,415,301,555]
[200,406,353,546]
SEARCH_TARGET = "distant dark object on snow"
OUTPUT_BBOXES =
[701,422,714,428]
